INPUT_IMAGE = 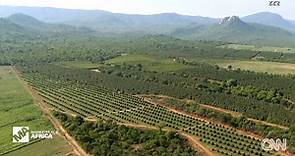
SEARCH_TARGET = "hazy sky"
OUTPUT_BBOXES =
[0,0,294,19]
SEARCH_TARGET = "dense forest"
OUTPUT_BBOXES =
[53,111,198,156]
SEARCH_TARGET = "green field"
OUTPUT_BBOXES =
[215,60,295,75]
[105,54,189,72]
[4,136,72,156]
[219,43,295,53]
[193,59,295,75]
[0,66,69,156]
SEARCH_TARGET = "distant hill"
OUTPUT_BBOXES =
[7,13,95,34]
[242,12,295,32]
[172,16,295,46]
[0,18,25,34]
[0,13,96,38]
[7,13,51,32]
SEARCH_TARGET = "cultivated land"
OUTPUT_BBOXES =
[140,94,289,130]
[0,66,71,156]
[20,66,286,156]
[219,44,295,53]
[195,59,295,75]
[4,137,71,156]
[105,54,295,75]
[215,60,295,75]
[105,54,189,72]
[46,54,293,155]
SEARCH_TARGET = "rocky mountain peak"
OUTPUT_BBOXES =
[219,16,241,24]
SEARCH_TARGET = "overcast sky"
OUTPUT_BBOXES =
[0,0,294,20]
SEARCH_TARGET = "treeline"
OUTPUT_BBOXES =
[53,111,198,156]
[199,79,292,108]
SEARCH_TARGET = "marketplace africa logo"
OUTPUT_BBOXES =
[12,126,57,143]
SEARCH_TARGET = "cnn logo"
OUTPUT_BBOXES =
[261,138,287,151]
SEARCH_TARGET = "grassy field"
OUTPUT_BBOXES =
[57,61,100,69]
[219,43,295,53]
[105,54,189,72]
[58,55,295,75]
[4,136,72,156]
[204,59,295,75]
[0,66,69,156]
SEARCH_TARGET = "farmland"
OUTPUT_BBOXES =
[0,66,72,156]
[219,44,295,53]
[105,54,190,72]
[2,4,295,156]
[2,40,295,155]
[195,59,295,75]
[18,64,282,156]
[4,137,71,156]
[60,53,295,75]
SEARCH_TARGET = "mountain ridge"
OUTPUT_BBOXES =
[1,6,295,33]
[0,6,295,47]
[172,16,295,46]
[242,12,295,32]
[0,6,295,31]
[0,5,218,33]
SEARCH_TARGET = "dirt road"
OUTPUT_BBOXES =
[180,133,215,156]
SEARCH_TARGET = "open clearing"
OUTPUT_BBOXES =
[0,66,71,156]
[105,54,190,72]
[219,43,295,53]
